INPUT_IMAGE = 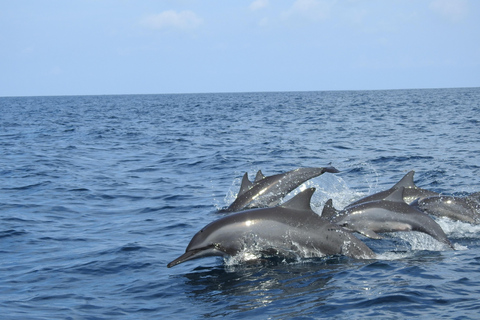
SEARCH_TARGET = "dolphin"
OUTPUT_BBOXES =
[411,195,480,224]
[469,192,480,203]
[167,188,375,268]
[333,187,454,249]
[222,166,340,212]
[346,170,439,208]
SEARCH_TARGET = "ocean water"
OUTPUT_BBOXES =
[1,88,480,319]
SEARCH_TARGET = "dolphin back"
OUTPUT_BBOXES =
[336,189,454,249]
[225,166,339,212]
[413,195,480,224]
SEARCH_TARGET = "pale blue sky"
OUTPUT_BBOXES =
[1,0,479,97]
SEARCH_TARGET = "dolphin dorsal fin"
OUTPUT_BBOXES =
[384,187,405,203]
[321,199,339,221]
[254,170,266,183]
[238,172,253,196]
[393,171,416,189]
[280,188,315,211]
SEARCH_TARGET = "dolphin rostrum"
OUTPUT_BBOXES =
[333,187,454,249]
[346,170,439,208]
[223,166,340,212]
[411,195,480,224]
[167,188,375,268]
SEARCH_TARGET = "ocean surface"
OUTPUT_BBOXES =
[1,88,480,319]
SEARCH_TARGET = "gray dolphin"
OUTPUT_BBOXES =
[334,187,454,249]
[167,188,375,268]
[346,170,439,208]
[223,166,339,212]
[469,192,480,203]
[411,195,480,224]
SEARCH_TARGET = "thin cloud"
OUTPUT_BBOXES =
[281,0,333,22]
[250,0,269,11]
[430,0,468,22]
[141,10,203,30]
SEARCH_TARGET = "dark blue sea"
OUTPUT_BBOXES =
[1,88,480,319]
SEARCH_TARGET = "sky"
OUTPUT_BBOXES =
[1,0,479,97]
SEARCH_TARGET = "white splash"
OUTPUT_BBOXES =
[435,216,480,239]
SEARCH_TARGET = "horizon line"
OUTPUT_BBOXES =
[1,86,479,99]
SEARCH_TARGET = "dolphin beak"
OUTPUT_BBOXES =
[324,166,340,174]
[167,246,222,268]
[167,249,203,268]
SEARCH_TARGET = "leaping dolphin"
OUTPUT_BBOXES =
[411,194,480,224]
[167,188,375,268]
[332,187,454,249]
[346,170,439,208]
[222,166,340,212]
